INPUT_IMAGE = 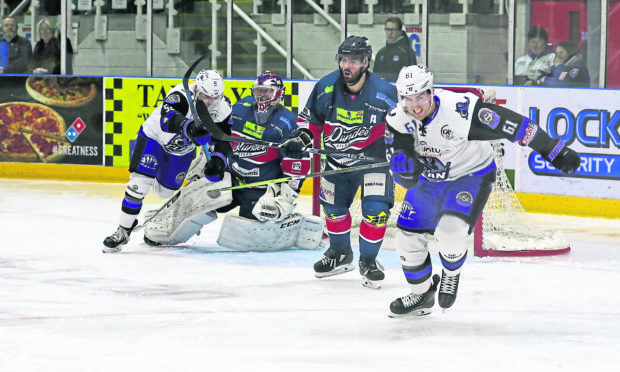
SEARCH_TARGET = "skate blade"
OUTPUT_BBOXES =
[388,308,433,318]
[314,264,354,278]
[361,277,382,290]
[102,245,123,254]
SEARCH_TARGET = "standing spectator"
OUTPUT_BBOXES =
[0,16,32,74]
[281,36,398,289]
[373,17,417,82]
[32,18,74,75]
[537,41,590,88]
[514,26,555,85]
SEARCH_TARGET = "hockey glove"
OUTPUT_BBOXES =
[543,140,581,175]
[182,117,210,146]
[390,152,421,189]
[252,183,299,222]
[281,128,312,159]
[204,152,228,182]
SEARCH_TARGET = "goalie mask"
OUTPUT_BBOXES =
[194,69,224,107]
[252,71,285,123]
[336,35,372,86]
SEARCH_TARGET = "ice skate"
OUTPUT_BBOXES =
[438,270,460,309]
[102,220,138,253]
[389,274,440,318]
[359,257,385,289]
[314,247,354,278]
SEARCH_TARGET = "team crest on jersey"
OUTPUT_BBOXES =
[165,93,181,104]
[478,108,501,129]
[336,108,364,125]
[455,97,470,119]
[163,135,194,155]
[139,154,158,170]
[455,191,473,206]
[441,125,454,140]
[324,124,372,150]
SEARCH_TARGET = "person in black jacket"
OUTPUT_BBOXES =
[32,18,73,75]
[373,17,417,82]
[0,16,32,74]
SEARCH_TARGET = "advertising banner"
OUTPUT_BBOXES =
[104,77,304,168]
[516,87,620,199]
[0,76,104,165]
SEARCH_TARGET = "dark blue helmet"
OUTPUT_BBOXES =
[336,35,372,62]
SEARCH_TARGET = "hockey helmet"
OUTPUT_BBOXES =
[336,35,372,65]
[194,69,224,99]
[395,64,434,97]
[252,71,285,113]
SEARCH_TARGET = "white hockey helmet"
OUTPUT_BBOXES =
[194,69,224,98]
[395,64,434,97]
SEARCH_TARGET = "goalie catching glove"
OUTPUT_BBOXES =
[252,182,299,222]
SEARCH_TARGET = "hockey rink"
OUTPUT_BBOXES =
[1,178,619,371]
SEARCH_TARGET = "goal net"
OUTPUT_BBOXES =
[310,86,570,257]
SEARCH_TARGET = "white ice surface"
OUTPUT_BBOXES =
[1,179,619,372]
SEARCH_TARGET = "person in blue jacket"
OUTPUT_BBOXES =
[537,41,590,88]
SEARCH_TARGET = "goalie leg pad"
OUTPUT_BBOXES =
[217,213,325,251]
[144,174,233,245]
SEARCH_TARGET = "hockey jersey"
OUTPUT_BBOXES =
[227,96,310,190]
[386,89,494,182]
[141,82,232,156]
[298,70,398,167]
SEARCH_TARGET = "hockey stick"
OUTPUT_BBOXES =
[182,54,211,161]
[206,161,390,195]
[198,104,385,162]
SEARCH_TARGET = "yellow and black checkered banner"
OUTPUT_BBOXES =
[104,77,302,168]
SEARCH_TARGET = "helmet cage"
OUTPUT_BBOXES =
[252,71,285,112]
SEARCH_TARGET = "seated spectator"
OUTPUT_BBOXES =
[373,16,417,82]
[0,16,32,74]
[537,41,590,88]
[514,26,555,85]
[32,18,74,75]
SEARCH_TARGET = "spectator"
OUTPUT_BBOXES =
[514,25,555,85]
[0,16,32,74]
[32,18,74,75]
[537,41,590,88]
[373,17,417,82]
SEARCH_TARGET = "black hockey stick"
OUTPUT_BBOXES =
[198,105,385,162]
[182,54,211,160]
[206,161,390,195]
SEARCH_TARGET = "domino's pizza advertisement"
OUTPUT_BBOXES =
[0,75,104,165]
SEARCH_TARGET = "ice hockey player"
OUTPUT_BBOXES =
[141,71,323,251]
[281,36,399,289]
[385,64,581,317]
[102,70,233,253]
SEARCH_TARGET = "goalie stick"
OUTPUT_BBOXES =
[183,54,211,161]
[206,161,390,195]
[197,102,385,162]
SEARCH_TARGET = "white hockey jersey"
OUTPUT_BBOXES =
[142,82,232,156]
[386,89,494,182]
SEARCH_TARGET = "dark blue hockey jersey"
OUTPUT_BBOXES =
[227,96,310,190]
[298,70,398,167]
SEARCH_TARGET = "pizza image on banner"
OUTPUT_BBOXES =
[25,76,97,108]
[0,102,68,162]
